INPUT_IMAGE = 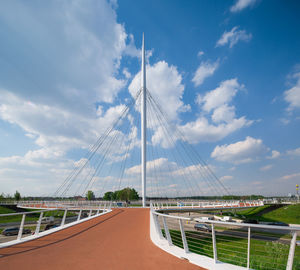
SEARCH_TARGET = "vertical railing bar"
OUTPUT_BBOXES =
[61,209,67,226]
[17,214,26,240]
[35,212,43,235]
[212,224,217,263]
[179,219,189,253]
[247,226,251,269]
[77,209,82,221]
[153,213,164,239]
[162,216,172,246]
[286,231,297,270]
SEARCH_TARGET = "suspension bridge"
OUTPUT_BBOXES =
[0,35,299,270]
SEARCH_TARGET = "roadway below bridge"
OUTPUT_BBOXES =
[0,208,205,270]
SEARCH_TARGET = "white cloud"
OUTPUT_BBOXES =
[211,105,236,123]
[179,116,251,143]
[260,165,273,171]
[280,172,300,181]
[196,78,243,112]
[230,0,258,13]
[192,60,219,87]
[266,150,280,159]
[129,61,186,122]
[220,175,233,181]
[284,72,300,112]
[0,90,129,152]
[211,136,267,164]
[216,26,252,48]
[286,147,300,156]
[197,51,204,57]
[181,79,251,143]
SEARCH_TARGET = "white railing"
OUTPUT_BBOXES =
[152,200,264,210]
[150,203,299,270]
[0,202,111,248]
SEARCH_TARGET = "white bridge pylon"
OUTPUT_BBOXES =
[141,33,147,208]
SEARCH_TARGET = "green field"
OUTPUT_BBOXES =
[163,229,300,270]
[218,204,300,224]
[0,206,77,223]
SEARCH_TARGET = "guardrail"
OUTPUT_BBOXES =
[0,202,111,248]
[150,203,299,270]
[152,200,264,210]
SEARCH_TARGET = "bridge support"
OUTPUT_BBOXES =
[141,33,147,208]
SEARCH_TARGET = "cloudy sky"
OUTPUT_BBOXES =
[0,0,300,197]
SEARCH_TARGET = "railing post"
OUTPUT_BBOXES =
[77,209,82,221]
[88,209,92,217]
[179,219,189,253]
[247,226,251,269]
[61,209,67,226]
[153,213,164,239]
[162,216,172,246]
[286,231,297,270]
[35,212,43,235]
[17,214,26,240]
[211,224,218,263]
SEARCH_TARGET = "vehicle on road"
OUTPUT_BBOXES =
[2,227,31,236]
[194,223,212,232]
[44,223,59,231]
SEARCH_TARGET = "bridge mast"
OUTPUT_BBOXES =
[141,33,147,207]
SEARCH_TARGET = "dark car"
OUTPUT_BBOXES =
[44,223,59,231]
[2,227,31,236]
[194,223,212,232]
[244,219,258,224]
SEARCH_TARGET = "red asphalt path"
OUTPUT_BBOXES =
[0,208,205,270]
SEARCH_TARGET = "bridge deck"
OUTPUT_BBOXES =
[0,208,204,270]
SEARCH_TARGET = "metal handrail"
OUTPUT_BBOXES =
[150,203,299,270]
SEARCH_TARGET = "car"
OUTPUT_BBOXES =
[2,227,31,236]
[194,223,212,232]
[296,241,300,247]
[243,219,258,224]
[44,223,59,231]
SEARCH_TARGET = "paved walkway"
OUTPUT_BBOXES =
[0,208,205,270]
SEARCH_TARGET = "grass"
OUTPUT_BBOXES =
[162,229,300,270]
[261,204,300,224]
[216,204,300,224]
[0,206,77,224]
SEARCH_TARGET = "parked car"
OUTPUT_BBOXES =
[2,227,31,236]
[194,223,212,232]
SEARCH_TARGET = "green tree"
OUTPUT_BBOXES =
[86,190,95,201]
[103,191,114,201]
[14,190,21,201]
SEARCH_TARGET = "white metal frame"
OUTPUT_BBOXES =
[150,203,299,270]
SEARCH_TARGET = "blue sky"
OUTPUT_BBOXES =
[0,0,300,197]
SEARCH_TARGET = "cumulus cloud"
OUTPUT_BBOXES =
[180,78,252,143]
[192,60,219,87]
[216,26,252,48]
[0,90,129,152]
[196,78,243,113]
[179,116,251,143]
[284,72,300,112]
[128,61,186,122]
[267,150,280,159]
[211,136,267,164]
[286,147,300,156]
[230,0,258,13]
